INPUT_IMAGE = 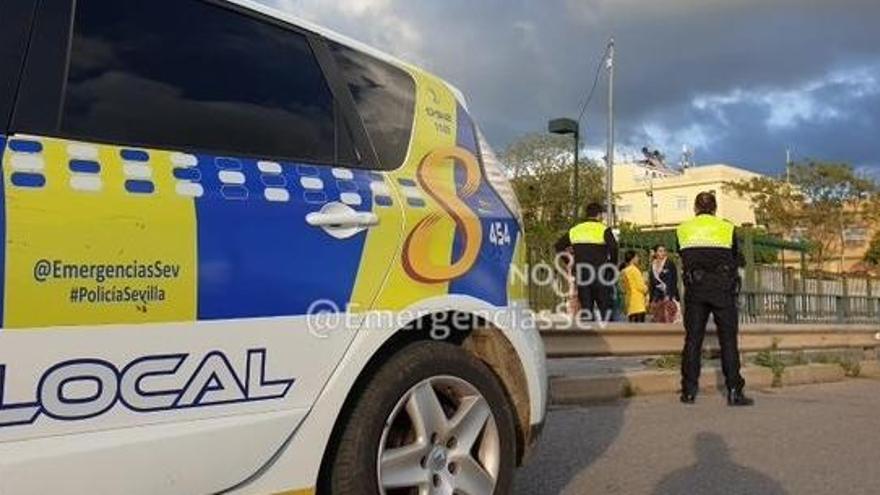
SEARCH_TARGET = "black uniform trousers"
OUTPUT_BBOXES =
[577,279,612,320]
[574,263,613,321]
[682,284,746,394]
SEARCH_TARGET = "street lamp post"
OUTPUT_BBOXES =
[549,118,580,220]
[606,38,616,227]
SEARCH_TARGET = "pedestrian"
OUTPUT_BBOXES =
[676,192,754,407]
[649,244,681,323]
[620,250,648,322]
[555,202,619,322]
[612,275,627,322]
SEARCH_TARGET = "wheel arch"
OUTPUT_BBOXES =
[315,309,532,494]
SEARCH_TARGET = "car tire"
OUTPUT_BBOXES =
[325,340,517,495]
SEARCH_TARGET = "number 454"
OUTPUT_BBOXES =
[489,222,512,247]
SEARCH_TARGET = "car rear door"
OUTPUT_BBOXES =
[0,0,405,493]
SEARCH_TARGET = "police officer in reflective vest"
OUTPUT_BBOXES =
[556,203,618,321]
[676,192,754,407]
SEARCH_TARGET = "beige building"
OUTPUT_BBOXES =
[792,219,878,274]
[613,163,761,229]
[610,162,876,273]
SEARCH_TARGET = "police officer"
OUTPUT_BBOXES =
[677,192,754,407]
[556,203,618,321]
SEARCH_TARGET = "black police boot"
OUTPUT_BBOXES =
[680,391,697,405]
[727,388,755,407]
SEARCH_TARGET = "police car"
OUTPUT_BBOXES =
[0,0,547,493]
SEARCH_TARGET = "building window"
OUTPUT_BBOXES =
[618,204,633,215]
[676,196,688,211]
[63,0,340,164]
[844,227,869,247]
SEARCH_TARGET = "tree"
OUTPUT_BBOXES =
[865,231,880,267]
[726,162,879,272]
[724,177,804,235]
[503,133,605,262]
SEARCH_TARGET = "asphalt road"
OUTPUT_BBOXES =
[515,379,880,495]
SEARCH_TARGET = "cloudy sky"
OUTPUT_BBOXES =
[261,0,880,177]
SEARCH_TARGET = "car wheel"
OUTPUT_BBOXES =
[325,340,517,495]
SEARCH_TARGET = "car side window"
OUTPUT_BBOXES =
[61,0,341,164]
[329,42,416,170]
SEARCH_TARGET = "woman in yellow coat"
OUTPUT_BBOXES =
[621,250,648,322]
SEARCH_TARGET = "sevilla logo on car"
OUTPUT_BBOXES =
[402,147,483,284]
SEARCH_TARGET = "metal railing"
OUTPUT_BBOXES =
[527,247,880,325]
[740,267,879,324]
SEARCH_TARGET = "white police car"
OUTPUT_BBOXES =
[0,0,547,494]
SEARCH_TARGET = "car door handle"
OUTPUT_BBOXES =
[306,203,381,240]
[306,211,379,228]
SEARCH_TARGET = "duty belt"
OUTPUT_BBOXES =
[687,264,734,278]
[684,266,740,293]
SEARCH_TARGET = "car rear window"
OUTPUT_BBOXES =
[329,42,416,170]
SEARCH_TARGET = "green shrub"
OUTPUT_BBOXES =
[650,354,682,371]
[811,352,862,377]
[754,340,786,387]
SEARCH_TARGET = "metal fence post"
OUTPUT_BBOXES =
[800,252,809,321]
[785,267,797,323]
[868,278,876,320]
[837,276,849,324]
[743,232,758,320]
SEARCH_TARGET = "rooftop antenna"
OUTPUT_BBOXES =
[680,144,694,170]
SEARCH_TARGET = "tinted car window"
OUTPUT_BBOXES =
[63,0,338,163]
[330,42,415,170]
[1,0,41,131]
[334,102,360,166]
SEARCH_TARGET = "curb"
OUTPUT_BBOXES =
[859,360,880,378]
[550,362,871,406]
[781,364,845,386]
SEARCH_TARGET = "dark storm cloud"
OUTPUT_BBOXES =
[267,0,880,175]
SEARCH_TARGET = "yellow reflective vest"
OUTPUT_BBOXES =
[569,221,607,245]
[677,215,735,250]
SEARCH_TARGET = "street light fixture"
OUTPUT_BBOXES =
[548,118,580,220]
